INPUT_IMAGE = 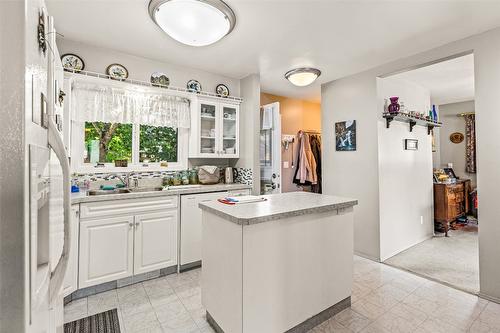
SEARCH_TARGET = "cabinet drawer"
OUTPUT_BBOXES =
[80,196,178,219]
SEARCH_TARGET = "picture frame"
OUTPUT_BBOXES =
[443,167,457,179]
[335,120,356,151]
[404,139,418,150]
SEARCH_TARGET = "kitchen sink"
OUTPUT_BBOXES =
[87,187,163,196]
[127,187,164,192]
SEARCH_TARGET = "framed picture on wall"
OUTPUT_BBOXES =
[335,120,356,151]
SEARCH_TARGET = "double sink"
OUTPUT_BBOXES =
[87,184,203,196]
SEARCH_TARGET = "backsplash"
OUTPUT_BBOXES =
[234,168,253,185]
[72,168,253,190]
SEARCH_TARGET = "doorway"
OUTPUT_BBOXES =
[260,102,281,194]
[379,54,479,293]
[260,93,322,195]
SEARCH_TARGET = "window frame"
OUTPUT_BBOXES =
[71,120,188,173]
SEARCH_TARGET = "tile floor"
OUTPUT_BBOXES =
[64,256,500,333]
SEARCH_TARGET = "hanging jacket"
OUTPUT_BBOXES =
[293,132,317,185]
[310,135,322,193]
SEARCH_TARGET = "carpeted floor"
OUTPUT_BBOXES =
[384,224,479,293]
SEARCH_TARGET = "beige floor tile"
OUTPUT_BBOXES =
[334,308,373,332]
[155,298,190,324]
[189,307,209,328]
[469,318,500,333]
[351,299,387,320]
[200,325,216,333]
[387,302,427,327]
[160,310,199,333]
[166,272,195,288]
[118,290,153,317]
[416,317,466,333]
[174,280,201,300]
[311,318,353,332]
[401,293,441,316]
[87,289,118,316]
[64,297,88,323]
[370,311,417,333]
[121,308,161,333]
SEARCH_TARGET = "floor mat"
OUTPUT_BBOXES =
[384,226,479,293]
[64,309,120,333]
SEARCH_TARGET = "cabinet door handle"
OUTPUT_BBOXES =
[135,222,140,227]
[129,222,134,228]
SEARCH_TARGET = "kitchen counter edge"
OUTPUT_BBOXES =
[199,193,358,225]
[71,183,252,204]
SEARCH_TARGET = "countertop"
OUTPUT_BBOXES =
[199,191,358,225]
[71,183,252,204]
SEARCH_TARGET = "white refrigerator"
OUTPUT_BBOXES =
[0,2,71,332]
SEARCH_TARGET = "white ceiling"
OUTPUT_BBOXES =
[389,54,474,105]
[47,0,500,102]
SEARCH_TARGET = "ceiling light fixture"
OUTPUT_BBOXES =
[148,0,236,47]
[284,68,321,87]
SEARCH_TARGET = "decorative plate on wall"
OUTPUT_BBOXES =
[216,84,230,97]
[187,80,202,93]
[151,72,170,87]
[450,132,464,144]
[61,53,85,72]
[106,63,128,80]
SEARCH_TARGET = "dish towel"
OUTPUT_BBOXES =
[262,105,273,130]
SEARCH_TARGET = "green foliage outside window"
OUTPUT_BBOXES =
[85,122,132,163]
[140,125,178,162]
[84,122,178,164]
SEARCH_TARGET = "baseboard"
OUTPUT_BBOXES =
[354,251,381,262]
[478,292,500,304]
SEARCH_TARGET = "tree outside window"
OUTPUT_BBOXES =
[84,122,178,164]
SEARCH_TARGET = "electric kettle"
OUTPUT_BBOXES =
[224,167,238,184]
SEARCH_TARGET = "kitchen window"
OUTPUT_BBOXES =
[75,121,187,171]
[70,78,190,172]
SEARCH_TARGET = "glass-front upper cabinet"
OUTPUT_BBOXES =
[190,99,240,158]
[220,104,238,158]
[199,102,217,155]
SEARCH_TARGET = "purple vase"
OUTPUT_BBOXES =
[388,97,400,114]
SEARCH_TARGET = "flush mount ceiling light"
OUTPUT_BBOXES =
[148,0,236,47]
[284,68,321,87]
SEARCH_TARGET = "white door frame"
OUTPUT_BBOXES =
[261,102,281,194]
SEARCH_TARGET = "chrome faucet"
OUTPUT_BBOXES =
[106,171,137,188]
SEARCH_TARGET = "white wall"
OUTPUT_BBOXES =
[322,27,500,301]
[437,100,477,186]
[377,77,434,261]
[56,38,240,97]
[321,73,381,260]
[237,74,261,194]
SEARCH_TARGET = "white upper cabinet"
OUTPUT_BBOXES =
[189,98,240,158]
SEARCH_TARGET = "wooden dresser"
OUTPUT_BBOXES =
[434,179,471,236]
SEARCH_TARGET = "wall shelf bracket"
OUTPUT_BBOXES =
[427,125,434,135]
[409,120,416,132]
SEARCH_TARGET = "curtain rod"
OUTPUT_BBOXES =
[457,112,475,117]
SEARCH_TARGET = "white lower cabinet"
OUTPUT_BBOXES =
[134,210,178,275]
[78,196,179,289]
[79,215,135,288]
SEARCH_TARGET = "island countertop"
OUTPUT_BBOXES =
[199,191,358,225]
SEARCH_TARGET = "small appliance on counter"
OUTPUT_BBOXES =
[224,167,238,184]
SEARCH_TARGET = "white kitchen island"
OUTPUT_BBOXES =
[199,192,358,333]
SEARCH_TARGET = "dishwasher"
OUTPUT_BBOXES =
[180,191,228,270]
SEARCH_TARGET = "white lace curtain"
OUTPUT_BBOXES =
[72,79,190,128]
